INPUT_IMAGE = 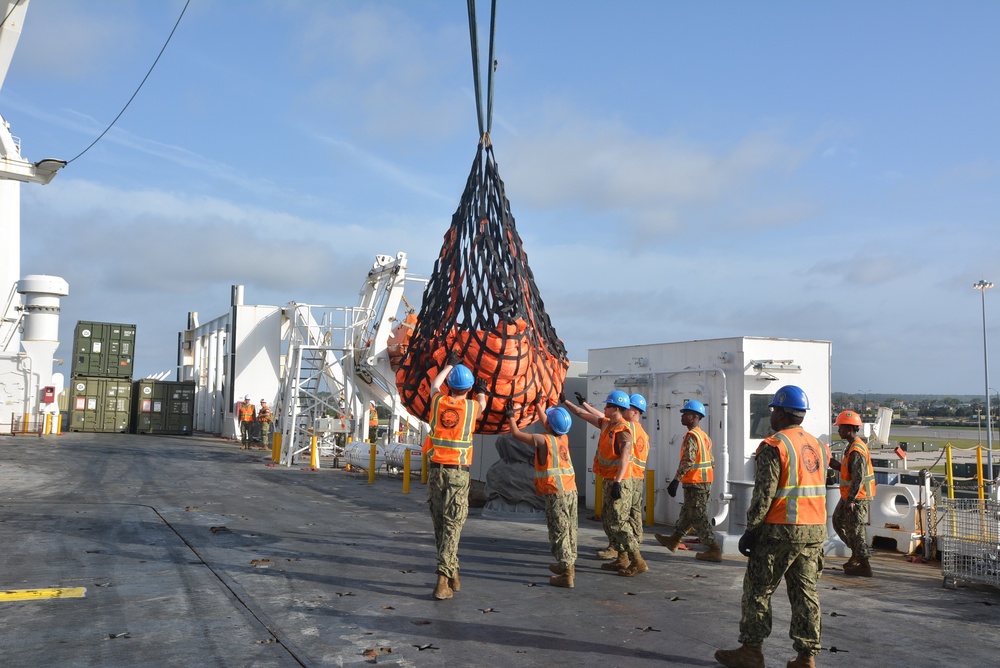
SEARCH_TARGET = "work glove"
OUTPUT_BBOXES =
[574,391,586,405]
[447,350,463,366]
[610,482,622,500]
[472,378,487,395]
[667,478,680,498]
[504,401,515,420]
[738,530,758,558]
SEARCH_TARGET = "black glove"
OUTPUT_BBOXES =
[472,378,487,394]
[447,350,462,366]
[738,530,757,558]
[667,478,680,498]
[574,391,586,405]
[610,482,622,500]
[504,401,515,419]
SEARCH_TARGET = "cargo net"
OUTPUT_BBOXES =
[396,143,569,434]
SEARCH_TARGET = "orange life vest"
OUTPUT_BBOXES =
[680,426,714,484]
[239,403,255,423]
[629,421,649,480]
[425,393,481,466]
[369,406,378,427]
[593,418,632,480]
[759,428,828,525]
[534,434,577,495]
[840,437,876,500]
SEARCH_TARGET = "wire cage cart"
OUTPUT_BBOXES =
[939,497,1000,589]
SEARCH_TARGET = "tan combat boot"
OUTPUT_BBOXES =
[655,531,683,552]
[432,574,453,600]
[549,565,575,588]
[843,557,873,577]
[548,563,565,575]
[618,550,648,577]
[595,545,618,559]
[787,652,817,668]
[696,544,723,562]
[714,644,765,668]
[449,572,460,592]
[601,552,630,571]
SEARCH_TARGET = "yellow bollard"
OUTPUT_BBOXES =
[368,444,376,484]
[310,435,320,470]
[945,444,954,500]
[594,473,603,519]
[976,446,985,501]
[43,414,51,435]
[271,433,282,463]
[54,413,62,434]
[22,412,30,433]
[403,448,412,494]
[421,450,428,485]
[645,469,655,526]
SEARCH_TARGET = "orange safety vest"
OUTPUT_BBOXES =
[629,421,649,480]
[680,426,714,484]
[239,403,255,423]
[593,418,632,480]
[759,428,829,525]
[425,393,481,466]
[258,407,272,423]
[369,406,378,427]
[840,437,876,500]
[534,434,577,496]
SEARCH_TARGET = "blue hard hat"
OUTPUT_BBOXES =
[605,390,630,409]
[446,364,474,390]
[629,393,647,413]
[546,407,572,435]
[768,385,810,411]
[681,399,706,417]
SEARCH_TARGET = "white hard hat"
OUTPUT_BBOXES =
[244,394,250,401]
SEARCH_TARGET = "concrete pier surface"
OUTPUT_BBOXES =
[0,433,996,667]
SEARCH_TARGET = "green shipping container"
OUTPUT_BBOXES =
[132,380,195,435]
[71,321,136,379]
[68,377,132,433]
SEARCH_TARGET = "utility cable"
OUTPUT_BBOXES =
[66,0,191,164]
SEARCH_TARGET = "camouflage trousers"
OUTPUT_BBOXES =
[675,483,718,548]
[832,498,871,559]
[259,422,271,448]
[240,421,254,446]
[739,535,824,655]
[545,491,578,569]
[601,478,638,554]
[628,476,644,546]
[427,467,470,579]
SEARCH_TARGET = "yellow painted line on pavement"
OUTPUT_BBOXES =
[0,587,87,602]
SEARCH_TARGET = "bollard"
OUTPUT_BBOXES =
[403,449,412,494]
[43,414,52,435]
[272,433,282,463]
[976,446,985,501]
[645,469,655,526]
[368,444,376,484]
[54,413,62,435]
[421,450,428,485]
[310,435,320,470]
[22,413,29,433]
[945,444,954,500]
[594,473,603,519]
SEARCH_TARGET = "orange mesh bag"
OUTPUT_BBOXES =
[396,144,569,434]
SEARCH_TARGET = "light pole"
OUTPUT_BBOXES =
[973,280,994,496]
[858,389,870,420]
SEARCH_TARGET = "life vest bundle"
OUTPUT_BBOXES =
[387,312,418,372]
[395,143,569,434]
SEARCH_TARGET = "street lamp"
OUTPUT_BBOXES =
[973,280,994,496]
[858,389,870,420]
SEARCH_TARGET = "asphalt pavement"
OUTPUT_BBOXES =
[0,433,996,667]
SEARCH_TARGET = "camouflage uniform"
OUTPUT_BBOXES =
[626,477,644,546]
[428,467,470,579]
[739,444,826,656]
[546,490,578,569]
[675,483,717,547]
[833,449,872,559]
[602,478,638,554]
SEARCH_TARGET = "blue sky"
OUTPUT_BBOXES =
[4,0,999,394]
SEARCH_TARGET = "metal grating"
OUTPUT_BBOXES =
[939,498,1000,589]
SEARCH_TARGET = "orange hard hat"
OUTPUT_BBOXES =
[834,410,862,427]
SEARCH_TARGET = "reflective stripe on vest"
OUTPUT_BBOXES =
[629,422,649,480]
[427,393,479,466]
[239,403,255,422]
[765,429,828,525]
[534,434,577,495]
[594,419,631,479]
[840,437,876,500]
[680,426,714,484]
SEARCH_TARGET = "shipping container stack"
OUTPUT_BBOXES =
[67,322,136,433]
[131,379,195,435]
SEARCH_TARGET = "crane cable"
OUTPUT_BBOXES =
[67,0,191,164]
[466,0,497,145]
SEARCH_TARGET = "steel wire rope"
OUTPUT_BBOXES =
[66,0,191,164]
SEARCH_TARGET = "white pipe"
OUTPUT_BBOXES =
[586,366,732,528]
